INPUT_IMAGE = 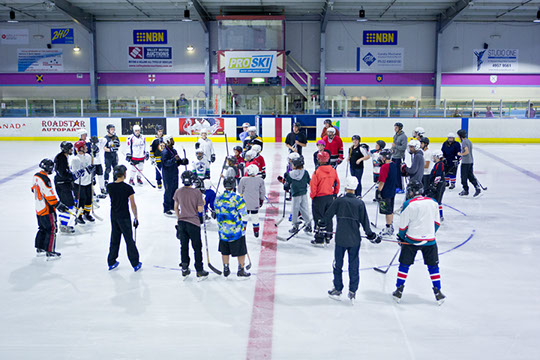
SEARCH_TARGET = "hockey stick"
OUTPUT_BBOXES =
[246,251,252,271]
[202,218,222,275]
[181,146,189,171]
[475,176,488,191]
[373,247,400,274]
[265,195,278,209]
[371,200,379,228]
[277,222,307,241]
[133,164,156,188]
[362,183,377,199]
[274,190,287,226]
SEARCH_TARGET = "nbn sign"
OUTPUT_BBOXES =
[363,31,397,45]
[133,30,167,44]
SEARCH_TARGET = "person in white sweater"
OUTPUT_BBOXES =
[237,164,266,238]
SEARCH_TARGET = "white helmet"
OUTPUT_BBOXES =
[246,164,259,176]
[133,125,141,132]
[432,150,444,161]
[252,144,262,154]
[242,122,250,128]
[245,150,256,160]
[414,127,425,137]
[163,135,173,144]
[447,132,456,138]
[200,129,208,135]
[195,148,204,154]
[248,126,257,133]
[344,176,359,191]
[288,152,301,161]
[407,139,421,152]
[326,127,336,134]
[77,128,88,137]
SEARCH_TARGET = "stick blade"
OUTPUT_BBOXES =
[373,266,389,274]
[208,263,222,275]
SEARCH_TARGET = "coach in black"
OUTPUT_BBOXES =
[285,122,307,156]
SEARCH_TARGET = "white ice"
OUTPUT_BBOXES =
[0,141,539,360]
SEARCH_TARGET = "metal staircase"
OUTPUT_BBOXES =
[285,54,312,109]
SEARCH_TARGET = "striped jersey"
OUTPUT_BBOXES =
[214,190,247,242]
[32,171,59,216]
[398,196,440,246]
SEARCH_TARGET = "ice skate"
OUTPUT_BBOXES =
[197,270,209,281]
[324,234,332,246]
[97,193,107,199]
[137,177,143,185]
[129,179,135,186]
[379,224,394,238]
[60,225,75,234]
[237,266,251,279]
[458,190,469,196]
[133,262,142,272]
[304,224,313,234]
[84,213,95,222]
[348,291,356,305]
[36,248,46,257]
[77,215,86,225]
[108,261,119,271]
[392,285,404,303]
[289,224,300,234]
[473,187,482,198]
[46,251,61,261]
[223,264,230,278]
[433,287,446,305]
[254,230,259,238]
[328,288,342,301]
[449,183,455,190]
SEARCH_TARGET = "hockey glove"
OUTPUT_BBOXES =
[145,152,150,161]
[283,182,291,192]
[133,218,139,229]
[181,158,189,166]
[151,157,156,166]
[337,159,343,165]
[260,199,265,207]
[367,232,381,244]
[56,202,69,213]
[210,154,216,163]
[204,173,210,180]
[375,189,382,201]
[85,165,95,174]
[112,139,120,151]
[126,153,132,162]
[195,142,200,149]
[400,163,408,176]
[73,169,86,180]
[262,173,266,180]
[198,212,204,224]
[211,210,216,219]
[277,175,285,184]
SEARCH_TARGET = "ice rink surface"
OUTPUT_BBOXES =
[1,141,539,360]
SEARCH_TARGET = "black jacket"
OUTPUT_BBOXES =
[324,193,375,247]
[54,152,73,184]
[161,146,180,177]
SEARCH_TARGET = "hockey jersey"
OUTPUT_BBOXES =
[150,136,164,163]
[370,149,382,174]
[196,138,215,161]
[70,154,92,186]
[127,134,146,160]
[246,154,266,179]
[322,135,344,166]
[398,196,440,246]
[32,171,59,216]
[192,156,211,179]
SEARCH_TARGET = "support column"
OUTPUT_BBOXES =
[434,31,442,105]
[204,30,211,112]
[89,21,98,105]
[320,32,326,109]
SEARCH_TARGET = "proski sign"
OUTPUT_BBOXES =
[224,51,277,78]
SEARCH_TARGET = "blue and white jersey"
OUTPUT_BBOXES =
[192,156,210,179]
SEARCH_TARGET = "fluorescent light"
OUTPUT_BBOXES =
[252,78,265,84]
[187,45,194,52]
[73,45,81,52]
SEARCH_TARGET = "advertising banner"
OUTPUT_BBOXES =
[121,118,167,136]
[473,48,518,73]
[51,28,74,44]
[133,30,167,44]
[0,29,28,44]
[363,31,398,45]
[224,51,277,78]
[128,46,172,68]
[18,49,63,72]
[0,118,88,138]
[179,118,225,136]
[357,47,404,71]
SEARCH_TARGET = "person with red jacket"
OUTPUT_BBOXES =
[320,119,340,138]
[322,127,344,168]
[310,151,340,245]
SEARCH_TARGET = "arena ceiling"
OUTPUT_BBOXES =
[1,0,539,23]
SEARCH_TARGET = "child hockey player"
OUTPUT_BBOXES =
[150,125,165,189]
[103,124,120,187]
[203,179,216,220]
[71,141,95,223]
[250,144,266,179]
[392,180,445,305]
[214,177,251,278]
[223,155,240,188]
[325,176,379,303]
[126,125,148,186]
[313,139,331,169]
[322,127,344,168]
[192,148,211,180]
[195,129,216,164]
[310,151,340,246]
[426,150,446,221]
[284,156,312,235]
[370,140,386,201]
[174,170,209,280]
[233,146,245,177]
[245,149,266,179]
[32,159,69,259]
[441,132,461,189]
[377,149,398,237]
[243,126,263,152]
[238,164,266,238]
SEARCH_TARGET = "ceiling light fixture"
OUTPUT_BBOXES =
[186,44,194,52]
[73,45,81,52]
[534,10,540,23]
[8,10,18,23]
[357,8,367,22]
[183,8,192,21]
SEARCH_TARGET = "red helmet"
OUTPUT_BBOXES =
[317,151,330,164]
[74,140,86,152]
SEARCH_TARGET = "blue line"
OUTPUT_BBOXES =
[443,203,467,217]
[476,147,540,182]
[0,165,37,185]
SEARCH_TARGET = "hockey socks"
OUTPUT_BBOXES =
[396,264,410,288]
[428,265,441,290]
[439,205,443,218]
[253,224,260,237]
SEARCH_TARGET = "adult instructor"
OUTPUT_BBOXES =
[285,122,307,156]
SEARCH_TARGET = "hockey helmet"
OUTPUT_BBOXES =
[76,128,88,138]
[74,140,86,153]
[316,139,326,146]
[200,128,208,135]
[248,126,257,133]
[326,127,336,135]
[106,124,115,132]
[394,122,403,130]
[407,139,421,153]
[317,151,330,164]
[113,165,127,180]
[344,176,359,191]
[245,150,256,160]
[163,135,173,145]
[379,148,393,161]
[246,164,259,176]
[293,122,302,129]
[242,122,250,129]
[233,145,243,154]
[406,180,424,200]
[376,140,386,149]
[39,158,54,174]
[133,125,141,132]
[60,141,73,153]
[414,127,425,137]
[352,135,361,142]
[252,144,262,154]
[288,152,301,161]
[291,156,305,168]
[223,176,236,190]
[324,119,332,125]
[457,129,467,138]
[432,150,444,161]
[181,170,194,186]
[420,137,430,145]
[155,125,164,134]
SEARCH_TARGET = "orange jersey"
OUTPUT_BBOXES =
[32,171,59,215]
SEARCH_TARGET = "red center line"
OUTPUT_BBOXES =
[246,149,282,360]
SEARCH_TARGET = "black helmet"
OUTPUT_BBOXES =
[155,124,163,133]
[223,177,236,190]
[324,119,332,125]
[379,148,393,161]
[293,122,302,129]
[352,135,361,141]
[291,156,305,168]
[394,122,403,129]
[227,155,237,164]
[233,145,243,153]
[60,141,73,153]
[106,124,115,131]
[376,140,386,149]
[406,180,424,200]
[420,137,430,145]
[457,129,467,138]
[113,165,127,180]
[181,170,194,186]
[39,158,54,174]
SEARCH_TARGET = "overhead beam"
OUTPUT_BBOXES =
[437,0,472,33]
[496,0,533,19]
[192,0,211,33]
[380,0,398,18]
[320,0,331,33]
[0,3,37,19]
[52,0,95,32]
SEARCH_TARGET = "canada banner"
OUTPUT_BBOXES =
[179,118,224,136]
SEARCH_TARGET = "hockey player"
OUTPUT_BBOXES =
[313,139,331,169]
[238,164,266,238]
[400,140,424,184]
[162,135,187,216]
[441,132,461,189]
[223,155,240,188]
[322,127,344,168]
[310,151,340,245]
[89,135,107,199]
[103,124,120,187]
[377,149,398,237]
[233,146,245,176]
[126,125,148,186]
[106,165,142,272]
[202,179,216,220]
[245,148,266,179]
[71,141,95,223]
[412,127,425,141]
[426,150,446,221]
[284,156,312,234]
[392,180,445,305]
[348,135,370,196]
[54,142,84,233]
[420,137,432,190]
[457,129,481,197]
[370,140,386,201]
[320,119,340,138]
[32,159,69,259]
[195,129,216,164]
[285,122,307,156]
[391,122,408,193]
[192,148,211,180]
[239,122,250,143]
[214,177,251,278]
[325,176,379,303]
[243,126,263,152]
[150,125,165,189]
[173,171,209,280]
